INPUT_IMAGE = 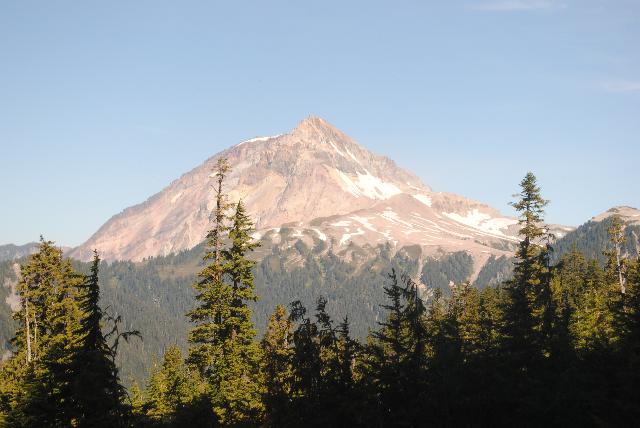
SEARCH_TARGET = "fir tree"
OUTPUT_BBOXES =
[287,300,321,426]
[261,305,293,428]
[71,251,131,427]
[502,172,551,364]
[187,159,263,426]
[187,157,232,375]
[213,200,263,425]
[144,345,196,423]
[5,238,85,427]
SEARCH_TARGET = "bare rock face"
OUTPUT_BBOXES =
[69,116,567,262]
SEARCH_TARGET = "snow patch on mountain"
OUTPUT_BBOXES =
[350,215,378,232]
[312,228,327,241]
[340,227,365,245]
[237,134,283,147]
[328,140,347,158]
[413,194,432,207]
[444,209,517,237]
[345,147,362,165]
[170,191,184,204]
[336,168,402,200]
[380,210,416,229]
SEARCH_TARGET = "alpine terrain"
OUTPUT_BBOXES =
[69,116,571,279]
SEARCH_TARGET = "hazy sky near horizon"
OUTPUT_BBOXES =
[1,1,639,246]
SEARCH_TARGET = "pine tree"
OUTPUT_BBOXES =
[549,249,586,361]
[187,157,232,375]
[5,238,85,427]
[71,251,131,427]
[619,258,640,363]
[332,316,363,427]
[287,300,321,426]
[213,200,263,425]
[261,305,293,428]
[502,172,551,364]
[365,270,430,427]
[187,159,263,426]
[492,172,556,423]
[144,345,195,423]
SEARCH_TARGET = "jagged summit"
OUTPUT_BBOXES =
[69,117,532,262]
[290,116,349,142]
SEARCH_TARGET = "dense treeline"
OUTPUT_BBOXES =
[0,244,140,426]
[1,168,639,427]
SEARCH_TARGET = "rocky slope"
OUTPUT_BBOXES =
[69,117,570,266]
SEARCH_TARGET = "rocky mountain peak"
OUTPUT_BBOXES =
[68,117,534,262]
[290,116,349,144]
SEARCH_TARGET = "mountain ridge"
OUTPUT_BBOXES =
[69,117,567,263]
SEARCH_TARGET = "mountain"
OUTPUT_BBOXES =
[591,205,640,225]
[551,205,640,265]
[0,243,39,262]
[70,117,566,270]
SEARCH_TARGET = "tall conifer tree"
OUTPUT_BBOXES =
[261,305,293,428]
[188,157,232,375]
[5,239,84,427]
[502,172,551,363]
[71,251,130,427]
[187,158,263,425]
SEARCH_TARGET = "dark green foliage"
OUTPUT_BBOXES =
[552,217,640,265]
[421,251,474,294]
[186,158,264,426]
[279,298,364,428]
[2,173,640,427]
[71,251,136,427]
[0,215,634,389]
[474,255,513,289]
[0,262,17,356]
[260,305,293,428]
[0,241,135,427]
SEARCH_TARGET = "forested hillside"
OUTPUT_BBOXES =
[0,209,636,384]
[551,214,640,265]
[1,170,639,427]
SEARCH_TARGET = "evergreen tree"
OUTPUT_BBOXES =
[5,238,85,427]
[187,159,263,426]
[260,305,293,428]
[365,270,430,427]
[314,298,360,427]
[365,270,407,426]
[144,345,196,424]
[187,157,232,375]
[287,300,322,426]
[502,172,551,364]
[71,251,132,427]
[494,172,555,423]
[213,200,263,425]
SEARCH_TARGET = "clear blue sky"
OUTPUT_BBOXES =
[1,0,638,246]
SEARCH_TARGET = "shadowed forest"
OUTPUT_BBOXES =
[1,162,639,427]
